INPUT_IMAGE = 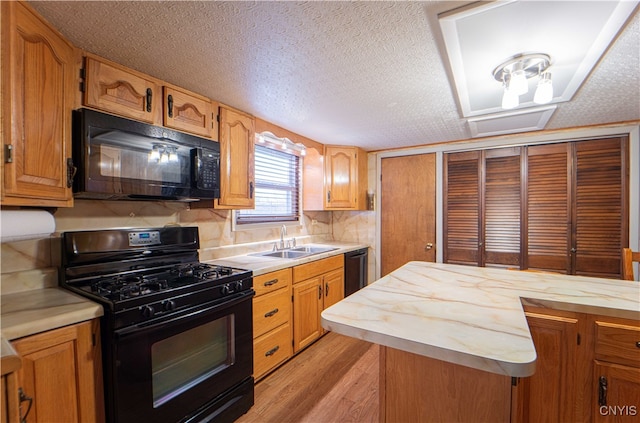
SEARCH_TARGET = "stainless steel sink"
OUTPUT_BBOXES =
[289,246,338,254]
[249,245,338,259]
[256,250,310,259]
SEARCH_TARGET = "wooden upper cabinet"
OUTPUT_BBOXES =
[216,106,255,209]
[1,1,75,207]
[83,55,162,125]
[323,146,367,210]
[162,85,214,138]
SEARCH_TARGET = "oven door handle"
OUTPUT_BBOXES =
[115,290,254,338]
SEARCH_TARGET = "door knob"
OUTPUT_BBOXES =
[425,243,433,251]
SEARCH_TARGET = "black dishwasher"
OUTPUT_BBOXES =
[344,248,368,297]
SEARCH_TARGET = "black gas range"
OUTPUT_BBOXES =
[61,226,255,423]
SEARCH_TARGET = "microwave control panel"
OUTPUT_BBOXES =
[192,148,219,192]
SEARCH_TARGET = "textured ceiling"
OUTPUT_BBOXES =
[28,1,640,152]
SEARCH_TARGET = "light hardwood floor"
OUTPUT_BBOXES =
[237,332,379,423]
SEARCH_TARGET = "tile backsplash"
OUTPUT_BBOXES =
[1,199,375,291]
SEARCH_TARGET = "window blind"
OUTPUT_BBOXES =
[236,145,301,224]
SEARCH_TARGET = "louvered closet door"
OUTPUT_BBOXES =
[444,151,480,265]
[526,143,571,273]
[573,137,628,278]
[484,147,522,267]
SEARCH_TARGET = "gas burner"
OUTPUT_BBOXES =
[170,263,235,281]
[92,275,169,300]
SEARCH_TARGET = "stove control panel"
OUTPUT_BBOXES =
[128,231,161,246]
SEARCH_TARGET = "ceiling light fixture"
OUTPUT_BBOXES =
[493,53,552,109]
[256,131,306,156]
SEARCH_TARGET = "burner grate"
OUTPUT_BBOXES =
[92,275,169,300]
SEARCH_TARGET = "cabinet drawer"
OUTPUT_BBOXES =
[253,323,292,381]
[595,320,640,367]
[253,288,291,338]
[293,255,344,283]
[253,268,292,296]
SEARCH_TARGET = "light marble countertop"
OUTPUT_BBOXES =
[1,288,103,342]
[321,262,640,377]
[206,242,368,276]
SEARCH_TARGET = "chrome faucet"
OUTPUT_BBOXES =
[279,224,287,250]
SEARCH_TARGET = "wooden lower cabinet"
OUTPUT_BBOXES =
[9,320,103,423]
[252,268,292,381]
[292,256,344,353]
[512,307,581,422]
[251,255,346,379]
[380,307,640,422]
[592,316,640,422]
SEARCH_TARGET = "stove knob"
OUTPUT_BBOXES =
[140,305,155,319]
[235,281,244,291]
[221,284,231,295]
[163,300,176,312]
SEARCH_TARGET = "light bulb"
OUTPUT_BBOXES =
[508,67,528,95]
[502,88,519,109]
[533,72,553,104]
[149,146,160,162]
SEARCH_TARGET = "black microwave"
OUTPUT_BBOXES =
[72,108,220,201]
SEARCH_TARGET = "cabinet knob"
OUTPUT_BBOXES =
[636,341,640,349]
[425,243,433,251]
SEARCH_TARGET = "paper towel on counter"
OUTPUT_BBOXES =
[0,210,56,242]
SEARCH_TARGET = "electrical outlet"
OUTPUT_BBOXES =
[311,219,318,225]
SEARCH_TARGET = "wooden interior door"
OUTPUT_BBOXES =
[381,154,436,276]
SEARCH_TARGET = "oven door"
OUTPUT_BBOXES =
[112,292,254,423]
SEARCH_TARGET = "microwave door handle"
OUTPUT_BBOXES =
[192,148,201,184]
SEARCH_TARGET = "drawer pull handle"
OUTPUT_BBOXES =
[264,308,279,318]
[264,279,279,287]
[265,345,280,357]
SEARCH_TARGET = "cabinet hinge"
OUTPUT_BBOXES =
[577,333,581,345]
[79,68,86,92]
[4,144,13,163]
[511,377,518,386]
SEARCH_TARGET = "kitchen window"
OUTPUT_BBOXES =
[235,144,301,225]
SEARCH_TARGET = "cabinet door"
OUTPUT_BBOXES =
[163,86,213,138]
[444,151,481,265]
[321,268,344,336]
[594,362,640,422]
[84,56,161,125]
[217,106,255,209]
[11,321,102,423]
[322,268,344,311]
[292,277,323,353]
[324,147,358,209]
[2,1,75,207]
[513,310,579,423]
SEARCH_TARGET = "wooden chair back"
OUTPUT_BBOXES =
[622,248,640,281]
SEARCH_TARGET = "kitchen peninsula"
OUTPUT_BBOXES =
[321,262,640,422]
